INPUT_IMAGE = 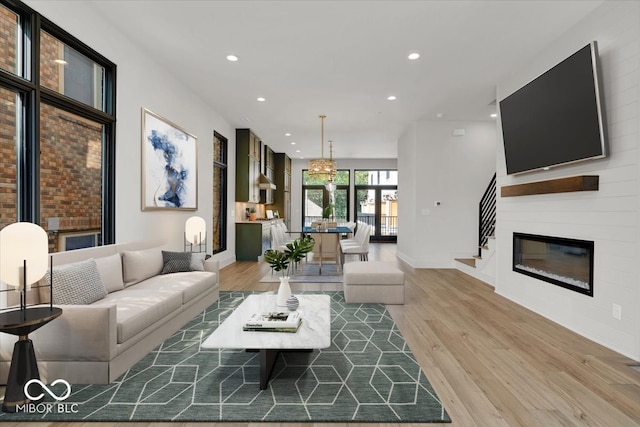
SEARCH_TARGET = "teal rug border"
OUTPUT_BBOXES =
[0,291,451,423]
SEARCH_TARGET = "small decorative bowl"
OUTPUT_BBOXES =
[286,295,299,311]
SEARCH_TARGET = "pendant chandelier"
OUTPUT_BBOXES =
[308,115,337,181]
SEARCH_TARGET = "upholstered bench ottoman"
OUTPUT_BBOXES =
[343,261,405,304]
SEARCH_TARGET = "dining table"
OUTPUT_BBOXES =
[302,226,352,274]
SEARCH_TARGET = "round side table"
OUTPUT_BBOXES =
[0,306,62,413]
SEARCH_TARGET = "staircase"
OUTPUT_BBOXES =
[455,173,497,286]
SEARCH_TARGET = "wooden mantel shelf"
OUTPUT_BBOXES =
[501,175,599,197]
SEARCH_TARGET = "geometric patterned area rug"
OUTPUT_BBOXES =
[0,291,450,423]
[259,262,343,283]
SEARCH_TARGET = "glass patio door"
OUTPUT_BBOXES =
[355,170,397,242]
[379,189,398,239]
[356,187,397,242]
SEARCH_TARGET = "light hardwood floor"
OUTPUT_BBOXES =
[3,243,640,427]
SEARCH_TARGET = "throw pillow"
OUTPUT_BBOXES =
[48,258,108,305]
[161,251,193,274]
[190,252,206,271]
[121,247,164,286]
[94,253,124,293]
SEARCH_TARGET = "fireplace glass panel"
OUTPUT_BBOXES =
[513,233,593,296]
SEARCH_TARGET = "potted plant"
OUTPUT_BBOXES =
[264,235,315,306]
[322,204,334,220]
[249,207,257,221]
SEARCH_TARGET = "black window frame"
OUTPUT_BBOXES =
[0,0,116,244]
[212,131,228,255]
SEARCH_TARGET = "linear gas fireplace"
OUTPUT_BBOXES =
[513,233,594,296]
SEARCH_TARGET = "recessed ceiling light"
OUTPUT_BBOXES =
[285,133,291,137]
[408,53,420,60]
[54,59,67,65]
[490,113,497,118]
[257,97,266,102]
[296,150,300,153]
[226,55,239,62]
[387,95,397,101]
[300,157,305,159]
[291,142,296,145]
[436,113,444,118]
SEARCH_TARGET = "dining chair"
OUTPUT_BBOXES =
[339,223,371,265]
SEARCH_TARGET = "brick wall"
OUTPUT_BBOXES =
[0,6,17,229]
[40,104,103,252]
[0,87,16,229]
[40,30,62,92]
[0,5,16,73]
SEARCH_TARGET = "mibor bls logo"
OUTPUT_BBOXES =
[16,379,79,414]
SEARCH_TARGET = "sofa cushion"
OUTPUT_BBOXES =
[49,258,108,305]
[91,288,182,343]
[161,251,192,274]
[131,271,217,305]
[95,253,124,293]
[121,247,163,286]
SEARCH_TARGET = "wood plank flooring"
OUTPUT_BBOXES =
[3,243,640,426]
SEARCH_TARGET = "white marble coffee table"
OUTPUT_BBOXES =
[201,293,331,389]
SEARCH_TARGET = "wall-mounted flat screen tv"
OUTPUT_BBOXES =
[500,42,606,175]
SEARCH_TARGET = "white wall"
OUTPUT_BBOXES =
[495,1,640,360]
[25,0,237,267]
[290,158,397,232]
[398,123,418,265]
[397,120,497,267]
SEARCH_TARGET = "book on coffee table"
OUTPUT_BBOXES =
[243,311,302,332]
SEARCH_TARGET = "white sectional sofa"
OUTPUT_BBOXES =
[0,240,219,385]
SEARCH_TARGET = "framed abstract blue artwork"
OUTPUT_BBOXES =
[141,108,198,210]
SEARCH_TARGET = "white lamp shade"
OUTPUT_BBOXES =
[185,216,206,245]
[0,222,49,288]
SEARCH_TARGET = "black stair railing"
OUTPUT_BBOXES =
[478,173,497,257]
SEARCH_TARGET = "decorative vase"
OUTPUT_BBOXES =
[276,276,291,307]
[286,295,299,311]
[249,212,257,221]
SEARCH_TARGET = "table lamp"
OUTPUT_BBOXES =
[0,223,60,413]
[0,222,49,318]
[184,216,206,253]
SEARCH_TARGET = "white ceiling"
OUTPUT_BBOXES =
[86,0,603,159]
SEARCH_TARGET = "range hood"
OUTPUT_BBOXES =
[258,173,276,190]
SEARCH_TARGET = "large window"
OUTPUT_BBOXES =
[0,0,116,251]
[302,170,349,225]
[212,132,227,254]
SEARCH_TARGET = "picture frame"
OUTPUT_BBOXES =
[141,108,198,210]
